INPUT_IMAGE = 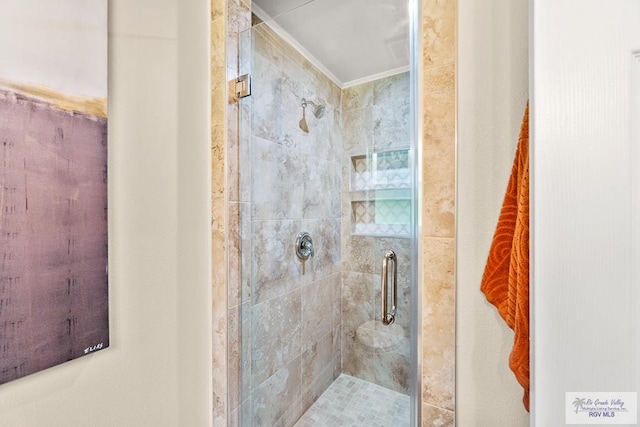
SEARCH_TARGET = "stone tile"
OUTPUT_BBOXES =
[295,374,410,426]
[302,157,335,219]
[341,234,377,274]
[251,136,304,220]
[302,331,334,384]
[344,319,410,394]
[240,302,252,405]
[340,325,377,385]
[212,1,227,425]
[239,202,251,304]
[373,101,411,150]
[301,331,334,400]
[211,0,224,21]
[331,159,342,218]
[298,108,336,162]
[228,202,241,309]
[251,357,303,427]
[422,237,455,411]
[251,54,288,144]
[423,63,456,151]
[423,0,456,69]
[228,0,251,34]
[251,218,304,304]
[342,107,373,153]
[227,100,241,202]
[373,72,410,108]
[211,18,226,121]
[342,82,374,112]
[240,398,251,427]
[331,273,342,329]
[227,29,239,80]
[228,305,241,411]
[373,73,411,150]
[238,99,251,203]
[423,64,455,239]
[341,271,376,329]
[332,324,341,379]
[211,124,225,200]
[301,218,341,281]
[229,406,240,427]
[375,344,411,394]
[422,403,454,427]
[251,288,302,386]
[301,363,334,416]
[301,278,334,350]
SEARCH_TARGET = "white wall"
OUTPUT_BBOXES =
[456,0,530,425]
[531,1,640,424]
[0,0,212,425]
[0,0,107,98]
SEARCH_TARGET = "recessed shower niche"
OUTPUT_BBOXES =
[349,148,412,237]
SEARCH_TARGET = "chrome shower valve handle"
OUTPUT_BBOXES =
[296,232,314,261]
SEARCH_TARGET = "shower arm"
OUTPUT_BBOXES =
[301,98,317,108]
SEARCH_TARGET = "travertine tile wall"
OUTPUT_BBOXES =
[211,0,228,425]
[224,1,251,426]
[421,0,456,425]
[340,74,412,395]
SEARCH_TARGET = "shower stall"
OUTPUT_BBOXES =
[227,1,421,425]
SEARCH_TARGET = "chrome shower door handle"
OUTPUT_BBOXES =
[381,250,397,325]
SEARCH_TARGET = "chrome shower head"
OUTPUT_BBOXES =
[299,103,309,133]
[301,98,326,119]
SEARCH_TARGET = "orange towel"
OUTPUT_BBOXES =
[481,103,530,411]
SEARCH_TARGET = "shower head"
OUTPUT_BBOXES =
[299,105,309,133]
[301,98,326,119]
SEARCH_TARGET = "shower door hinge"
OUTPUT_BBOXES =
[235,74,251,99]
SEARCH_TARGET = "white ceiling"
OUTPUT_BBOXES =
[252,0,410,87]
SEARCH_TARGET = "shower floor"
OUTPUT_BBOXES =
[294,374,410,427]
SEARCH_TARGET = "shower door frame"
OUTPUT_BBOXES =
[409,0,423,425]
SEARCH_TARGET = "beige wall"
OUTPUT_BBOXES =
[0,0,213,425]
[456,0,529,425]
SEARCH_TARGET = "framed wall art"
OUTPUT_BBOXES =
[0,0,109,384]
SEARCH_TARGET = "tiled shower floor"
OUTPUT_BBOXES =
[294,374,410,427]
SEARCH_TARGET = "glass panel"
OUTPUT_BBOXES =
[237,1,417,424]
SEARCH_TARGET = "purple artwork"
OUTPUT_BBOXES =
[0,91,108,384]
[0,1,108,384]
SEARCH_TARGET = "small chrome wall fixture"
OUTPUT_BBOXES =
[295,231,314,261]
[298,98,326,133]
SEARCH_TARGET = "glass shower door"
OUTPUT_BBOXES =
[234,2,418,425]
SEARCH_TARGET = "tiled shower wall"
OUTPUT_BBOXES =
[235,23,343,426]
[214,0,458,426]
[340,74,412,394]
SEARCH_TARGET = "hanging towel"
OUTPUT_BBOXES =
[480,103,530,411]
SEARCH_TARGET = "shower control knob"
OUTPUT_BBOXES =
[296,232,314,260]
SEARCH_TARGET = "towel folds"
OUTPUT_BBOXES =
[480,103,530,411]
